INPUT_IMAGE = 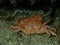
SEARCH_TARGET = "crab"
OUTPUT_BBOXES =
[10,15,57,37]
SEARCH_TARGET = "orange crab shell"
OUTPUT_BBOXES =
[14,15,43,33]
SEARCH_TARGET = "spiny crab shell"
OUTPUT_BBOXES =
[10,15,57,37]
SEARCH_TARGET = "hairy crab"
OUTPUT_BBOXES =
[10,15,57,37]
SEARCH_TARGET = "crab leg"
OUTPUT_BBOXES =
[49,30,58,39]
[10,25,22,32]
[43,20,50,26]
[44,25,56,32]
